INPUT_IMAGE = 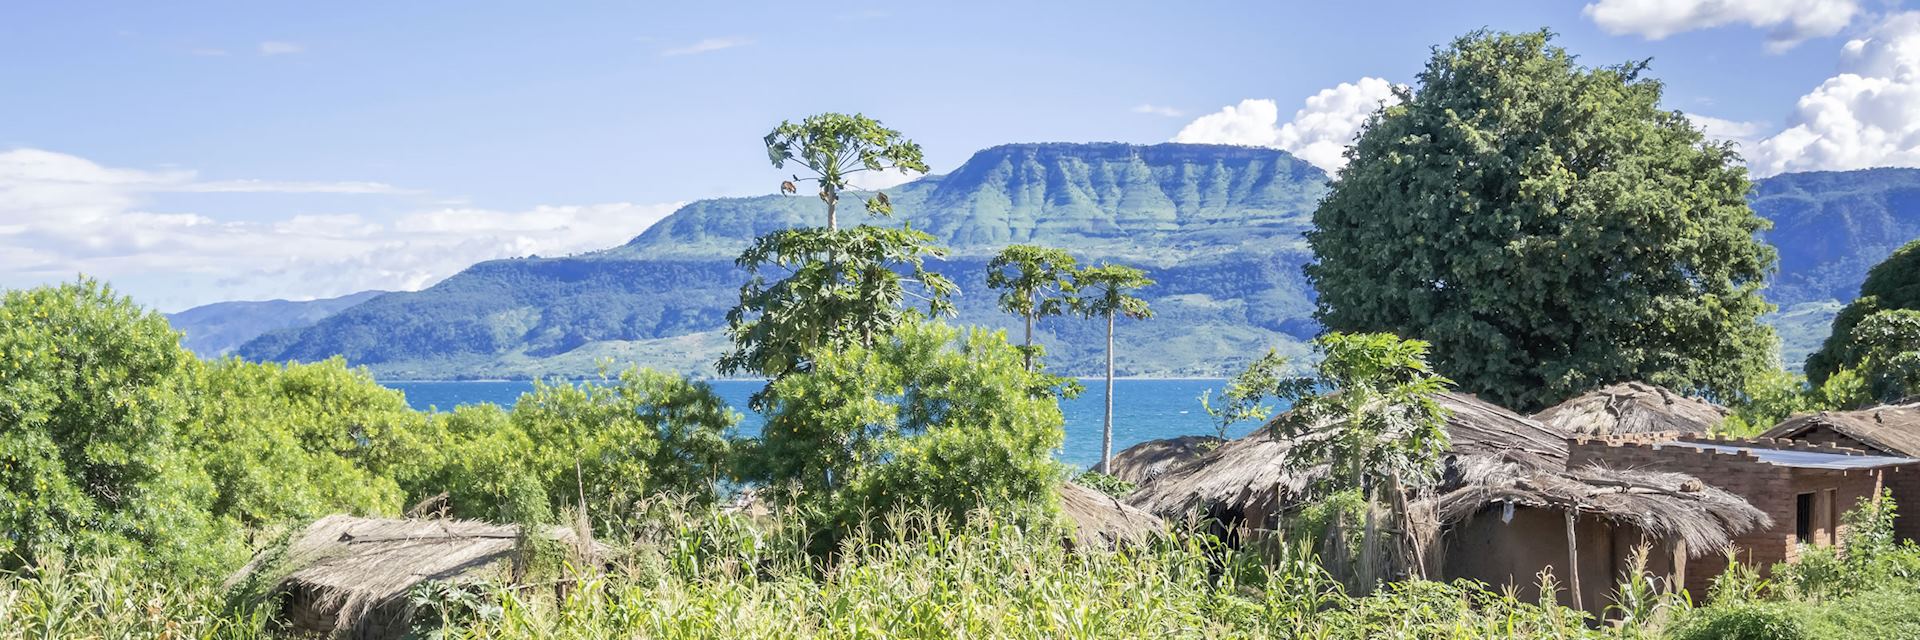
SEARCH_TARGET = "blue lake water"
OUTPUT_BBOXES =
[381,379,1268,470]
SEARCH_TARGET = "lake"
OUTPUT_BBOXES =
[381,379,1270,470]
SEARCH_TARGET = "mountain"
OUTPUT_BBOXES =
[234,144,1920,380]
[237,143,1328,378]
[168,290,386,358]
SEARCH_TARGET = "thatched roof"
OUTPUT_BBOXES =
[1532,382,1729,436]
[1762,402,1920,456]
[1127,391,1570,523]
[1057,482,1165,549]
[1428,455,1771,555]
[1108,435,1223,485]
[232,515,594,638]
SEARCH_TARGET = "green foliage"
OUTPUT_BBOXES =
[720,226,958,385]
[1271,333,1453,494]
[190,357,418,527]
[750,320,1069,540]
[1669,602,1811,640]
[1199,348,1292,440]
[986,244,1078,369]
[1720,369,1818,436]
[403,368,739,524]
[1847,309,1920,402]
[0,279,230,577]
[765,112,929,228]
[1809,239,1920,384]
[1073,471,1135,498]
[1307,29,1777,412]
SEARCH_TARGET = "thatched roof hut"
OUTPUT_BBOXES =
[1431,456,1770,555]
[1108,435,1223,485]
[1127,392,1570,527]
[1532,382,1730,436]
[232,515,595,640]
[1057,482,1165,549]
[1761,402,1920,456]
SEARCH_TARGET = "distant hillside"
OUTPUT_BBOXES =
[235,145,1920,380]
[238,143,1327,378]
[168,290,386,357]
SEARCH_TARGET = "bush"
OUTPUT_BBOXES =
[1074,471,1135,498]
[1669,602,1812,640]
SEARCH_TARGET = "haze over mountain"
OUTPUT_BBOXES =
[167,290,387,358]
[223,144,1920,379]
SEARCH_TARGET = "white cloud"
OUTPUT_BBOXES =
[189,47,229,57]
[845,167,926,191]
[1584,0,1858,51]
[176,179,415,195]
[1173,78,1401,173]
[660,37,751,57]
[1131,104,1185,118]
[1687,113,1766,148]
[1748,11,1920,175]
[258,41,303,55]
[0,148,682,311]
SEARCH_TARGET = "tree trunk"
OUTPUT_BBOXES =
[826,192,838,230]
[1390,471,1427,580]
[1023,291,1036,371]
[1361,481,1379,590]
[1099,311,1116,474]
[1565,509,1583,612]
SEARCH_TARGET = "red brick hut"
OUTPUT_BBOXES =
[1761,402,1920,540]
[1567,433,1918,595]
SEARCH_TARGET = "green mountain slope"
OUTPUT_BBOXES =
[235,144,1920,380]
[168,290,386,357]
[238,143,1327,378]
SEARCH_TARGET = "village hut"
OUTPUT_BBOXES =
[230,515,599,640]
[1428,455,1770,615]
[1108,435,1223,485]
[1057,481,1166,549]
[1761,401,1920,541]
[1126,391,1571,532]
[1532,382,1730,436]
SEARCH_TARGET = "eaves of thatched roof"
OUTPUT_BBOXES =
[1428,455,1771,555]
[1126,391,1569,522]
[1762,402,1920,457]
[1057,482,1165,550]
[1108,435,1223,485]
[1533,382,1729,436]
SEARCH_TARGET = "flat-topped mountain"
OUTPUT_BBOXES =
[231,144,1920,380]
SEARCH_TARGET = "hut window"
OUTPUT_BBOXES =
[1796,493,1814,544]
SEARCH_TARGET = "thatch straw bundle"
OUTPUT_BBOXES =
[1127,392,1570,526]
[1107,435,1223,485]
[1532,382,1729,436]
[1429,455,1771,554]
[1762,401,1920,456]
[1057,481,1166,550]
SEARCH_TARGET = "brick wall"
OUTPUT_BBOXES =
[1567,434,1889,597]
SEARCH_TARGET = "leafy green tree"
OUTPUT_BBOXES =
[1306,30,1776,412]
[751,320,1068,540]
[1809,239,1920,385]
[1269,332,1452,582]
[986,244,1078,370]
[399,403,550,522]
[0,279,231,576]
[1200,348,1293,440]
[1848,310,1920,403]
[720,226,958,386]
[766,112,929,230]
[191,357,421,526]
[1072,264,1155,474]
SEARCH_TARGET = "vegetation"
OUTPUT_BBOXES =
[1072,264,1156,473]
[765,112,929,230]
[1200,348,1292,440]
[986,244,1079,371]
[1307,30,1777,412]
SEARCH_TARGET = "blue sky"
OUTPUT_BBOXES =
[1,0,1912,310]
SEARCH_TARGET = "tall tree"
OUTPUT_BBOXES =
[1306,30,1777,412]
[986,244,1078,370]
[1269,332,1452,583]
[1807,238,1920,385]
[765,113,929,230]
[1072,264,1155,474]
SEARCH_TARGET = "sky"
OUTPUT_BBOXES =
[3,0,1917,311]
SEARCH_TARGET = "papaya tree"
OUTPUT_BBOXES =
[1072,264,1155,474]
[986,244,1078,370]
[765,112,929,230]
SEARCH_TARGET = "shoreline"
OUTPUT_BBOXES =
[377,376,1232,384]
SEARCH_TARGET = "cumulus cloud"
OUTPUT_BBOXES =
[1747,11,1920,175]
[1173,78,1400,173]
[0,148,681,311]
[1687,113,1766,147]
[660,37,751,57]
[845,167,925,191]
[258,41,304,55]
[1584,0,1858,51]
